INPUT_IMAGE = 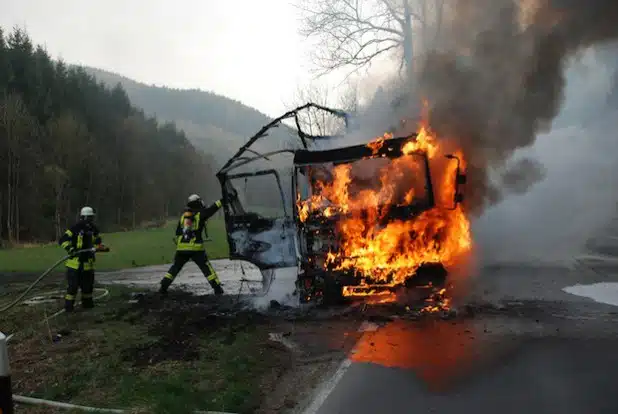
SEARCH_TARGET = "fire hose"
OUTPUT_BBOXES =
[1,247,242,413]
[0,246,237,413]
[0,247,109,314]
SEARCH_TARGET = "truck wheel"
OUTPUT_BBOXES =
[320,275,345,306]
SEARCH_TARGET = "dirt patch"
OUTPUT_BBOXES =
[115,291,369,413]
[119,293,273,367]
[5,286,299,413]
[122,337,201,366]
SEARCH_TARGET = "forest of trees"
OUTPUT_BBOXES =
[81,66,298,168]
[0,27,216,245]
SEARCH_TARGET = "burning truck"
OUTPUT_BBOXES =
[216,103,472,306]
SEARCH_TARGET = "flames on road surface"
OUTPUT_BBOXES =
[296,108,473,309]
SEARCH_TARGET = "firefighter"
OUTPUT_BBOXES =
[159,194,225,295]
[58,206,107,312]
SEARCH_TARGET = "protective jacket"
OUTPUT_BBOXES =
[175,200,222,251]
[58,220,102,271]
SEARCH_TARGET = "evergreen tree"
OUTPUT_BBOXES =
[0,26,216,243]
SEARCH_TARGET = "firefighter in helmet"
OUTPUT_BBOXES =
[159,194,225,295]
[58,206,108,312]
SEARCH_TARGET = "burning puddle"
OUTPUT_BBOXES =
[112,279,610,398]
[347,319,492,392]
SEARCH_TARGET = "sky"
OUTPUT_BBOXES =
[0,0,334,118]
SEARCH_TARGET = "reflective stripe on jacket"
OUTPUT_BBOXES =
[175,200,222,251]
[58,220,101,270]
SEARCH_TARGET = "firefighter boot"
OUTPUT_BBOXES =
[212,282,224,296]
[159,277,173,295]
[64,297,75,312]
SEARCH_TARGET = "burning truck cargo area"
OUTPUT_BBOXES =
[216,103,473,308]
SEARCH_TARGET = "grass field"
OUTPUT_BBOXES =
[0,215,230,273]
[1,280,289,413]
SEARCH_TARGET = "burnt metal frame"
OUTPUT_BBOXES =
[291,135,437,283]
[215,102,468,303]
[215,103,446,278]
[216,103,352,271]
[219,169,296,269]
[216,103,351,177]
[292,134,436,213]
[224,169,289,218]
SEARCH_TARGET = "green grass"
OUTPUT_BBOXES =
[2,284,288,414]
[0,215,230,273]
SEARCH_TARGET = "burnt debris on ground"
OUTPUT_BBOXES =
[114,291,276,367]
[112,288,614,361]
[116,288,555,328]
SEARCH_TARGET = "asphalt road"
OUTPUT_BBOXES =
[97,221,618,414]
[301,236,618,414]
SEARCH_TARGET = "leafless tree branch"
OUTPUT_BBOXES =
[298,0,407,76]
[297,0,448,78]
[287,82,351,137]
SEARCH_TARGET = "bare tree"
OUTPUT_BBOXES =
[287,81,358,137]
[297,0,447,79]
[291,82,334,136]
[338,78,360,114]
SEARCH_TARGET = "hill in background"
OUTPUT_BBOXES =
[79,66,297,168]
[0,27,215,242]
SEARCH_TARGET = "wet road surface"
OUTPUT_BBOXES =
[97,229,618,414]
[301,230,618,414]
[100,259,295,295]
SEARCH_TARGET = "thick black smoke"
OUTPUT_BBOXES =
[416,0,618,215]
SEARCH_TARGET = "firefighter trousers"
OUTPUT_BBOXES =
[160,250,223,294]
[65,264,95,311]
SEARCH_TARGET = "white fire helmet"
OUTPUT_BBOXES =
[188,194,201,203]
[80,206,95,217]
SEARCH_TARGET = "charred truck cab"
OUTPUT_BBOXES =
[217,103,465,306]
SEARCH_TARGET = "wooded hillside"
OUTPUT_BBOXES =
[0,27,216,244]
[80,66,298,167]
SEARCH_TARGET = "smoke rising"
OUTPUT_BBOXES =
[472,43,618,266]
[416,0,618,215]
[500,157,546,195]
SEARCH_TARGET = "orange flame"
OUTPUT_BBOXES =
[297,111,472,300]
[367,132,392,155]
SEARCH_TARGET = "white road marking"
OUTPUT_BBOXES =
[301,321,374,414]
[563,282,618,307]
[301,358,353,414]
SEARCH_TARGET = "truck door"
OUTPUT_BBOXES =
[220,169,298,269]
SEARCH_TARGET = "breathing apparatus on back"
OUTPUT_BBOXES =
[182,194,204,242]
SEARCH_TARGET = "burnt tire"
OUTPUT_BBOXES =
[320,276,345,307]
